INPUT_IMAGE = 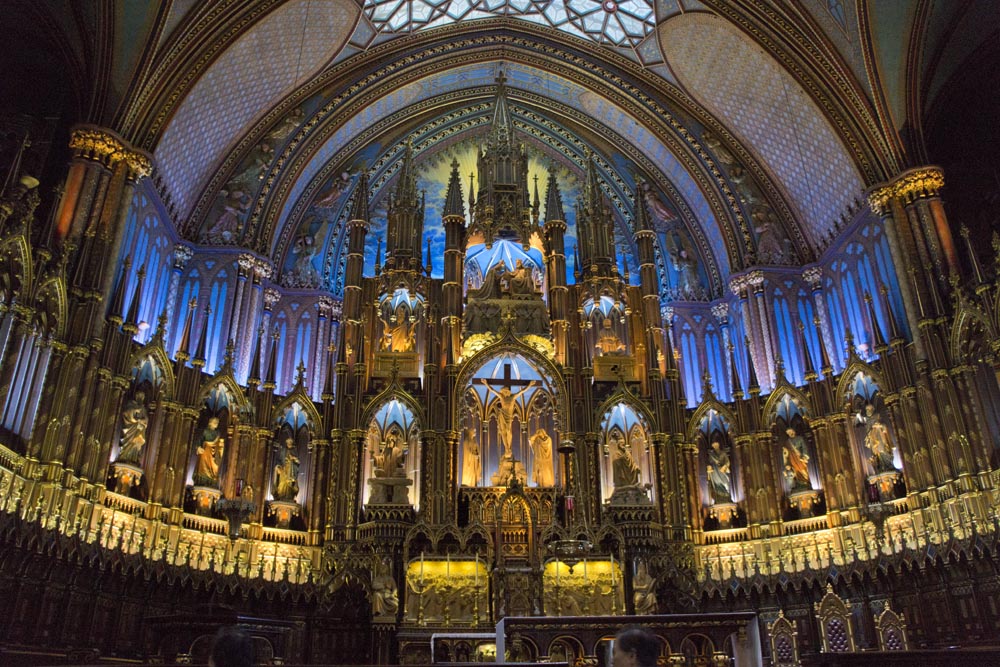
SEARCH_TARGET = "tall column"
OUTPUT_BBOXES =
[166,244,193,354]
[802,267,837,372]
[748,272,776,388]
[237,260,270,380]
[228,254,254,361]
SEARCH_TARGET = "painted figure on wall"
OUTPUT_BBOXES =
[706,440,734,503]
[194,416,225,487]
[117,391,149,464]
[782,427,811,491]
[272,437,301,501]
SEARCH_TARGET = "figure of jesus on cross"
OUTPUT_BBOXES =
[481,363,537,461]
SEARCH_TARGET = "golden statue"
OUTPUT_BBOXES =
[272,437,300,501]
[117,391,148,464]
[529,429,555,486]
[611,432,640,488]
[484,382,535,460]
[382,303,416,353]
[194,416,225,486]
[633,561,658,614]
[595,318,625,355]
[373,432,406,478]
[461,426,481,486]
[862,404,896,472]
[371,559,399,618]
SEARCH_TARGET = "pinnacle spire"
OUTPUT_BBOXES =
[444,158,465,218]
[350,170,370,222]
[544,170,565,223]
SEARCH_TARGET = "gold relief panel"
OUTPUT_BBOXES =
[404,557,488,626]
[542,558,623,617]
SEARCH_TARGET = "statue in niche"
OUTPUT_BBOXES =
[505,259,537,297]
[117,391,149,465]
[285,234,321,288]
[373,432,406,478]
[470,262,506,300]
[461,426,481,486]
[782,427,811,491]
[382,303,415,353]
[610,432,640,488]
[484,383,536,461]
[371,558,399,618]
[272,437,300,501]
[204,186,251,244]
[194,416,225,487]
[529,429,555,486]
[595,318,625,355]
[860,403,896,472]
[706,440,734,503]
[633,561,658,615]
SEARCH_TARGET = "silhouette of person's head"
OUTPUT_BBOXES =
[208,626,253,667]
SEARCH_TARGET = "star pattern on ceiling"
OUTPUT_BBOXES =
[363,0,655,47]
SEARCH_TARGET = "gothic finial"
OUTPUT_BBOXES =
[728,340,744,398]
[744,336,760,392]
[701,368,714,400]
[224,339,236,368]
[295,360,307,387]
[154,310,168,342]
[960,225,985,284]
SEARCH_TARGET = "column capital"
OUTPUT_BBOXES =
[801,265,823,289]
[710,301,729,323]
[867,166,945,214]
[172,243,194,268]
[68,125,152,178]
[237,253,256,276]
[254,258,273,281]
[263,288,281,310]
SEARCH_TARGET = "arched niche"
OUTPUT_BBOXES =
[584,294,629,359]
[769,393,825,520]
[845,371,905,502]
[696,408,744,530]
[265,401,313,530]
[377,287,424,354]
[362,398,421,508]
[598,402,653,503]
[460,352,559,488]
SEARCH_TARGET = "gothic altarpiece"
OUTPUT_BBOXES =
[2,73,1000,666]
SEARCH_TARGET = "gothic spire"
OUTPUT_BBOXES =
[349,169,370,222]
[124,264,146,331]
[544,171,565,223]
[634,181,653,233]
[490,70,515,148]
[444,158,465,219]
[247,326,264,388]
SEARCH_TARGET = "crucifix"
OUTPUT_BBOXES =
[479,362,537,461]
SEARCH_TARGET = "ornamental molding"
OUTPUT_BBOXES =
[867,166,944,216]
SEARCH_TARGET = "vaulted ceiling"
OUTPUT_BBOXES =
[3,0,998,288]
